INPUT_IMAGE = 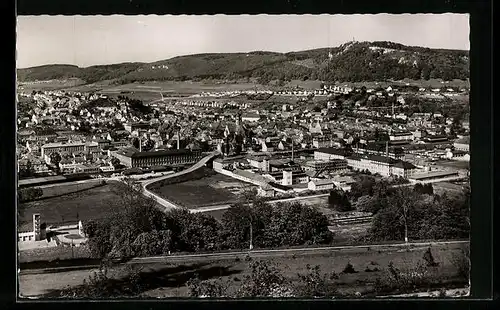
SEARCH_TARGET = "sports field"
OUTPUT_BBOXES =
[150,168,254,209]
[18,182,123,229]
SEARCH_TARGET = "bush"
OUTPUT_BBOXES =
[18,187,43,202]
[342,262,357,274]
[423,247,439,267]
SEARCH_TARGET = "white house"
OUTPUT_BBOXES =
[308,179,335,191]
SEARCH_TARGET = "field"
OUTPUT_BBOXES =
[150,168,253,209]
[17,78,87,91]
[18,182,124,230]
[19,242,469,298]
[37,180,104,199]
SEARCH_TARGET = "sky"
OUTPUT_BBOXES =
[16,14,470,68]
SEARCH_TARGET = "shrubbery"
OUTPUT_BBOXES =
[18,187,43,202]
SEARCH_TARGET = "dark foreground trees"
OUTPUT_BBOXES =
[84,180,333,260]
[369,187,469,242]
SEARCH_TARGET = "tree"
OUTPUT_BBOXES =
[49,152,62,167]
[414,183,434,195]
[328,190,352,212]
[355,195,380,214]
[110,157,120,168]
[350,176,376,199]
[237,260,291,297]
[186,276,228,298]
[131,230,172,257]
[294,264,338,297]
[370,187,421,243]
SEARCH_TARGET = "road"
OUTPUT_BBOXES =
[19,240,468,275]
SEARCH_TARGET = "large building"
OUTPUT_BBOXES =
[41,141,86,157]
[302,159,348,173]
[124,122,151,133]
[314,147,351,161]
[111,147,203,168]
[346,154,418,178]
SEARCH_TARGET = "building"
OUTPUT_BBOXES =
[124,122,151,133]
[314,148,350,161]
[264,170,310,185]
[242,113,260,122]
[18,213,46,242]
[41,141,86,157]
[389,131,414,142]
[346,154,418,178]
[308,179,335,191]
[302,159,348,173]
[111,148,203,168]
[454,136,470,152]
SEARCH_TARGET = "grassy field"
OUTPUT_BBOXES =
[18,182,123,230]
[17,78,87,91]
[37,180,104,199]
[150,168,250,209]
[150,169,252,209]
[19,242,468,298]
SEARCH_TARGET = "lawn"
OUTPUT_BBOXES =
[150,168,253,209]
[18,182,124,229]
[19,242,469,298]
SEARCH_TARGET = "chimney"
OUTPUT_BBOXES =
[139,137,142,152]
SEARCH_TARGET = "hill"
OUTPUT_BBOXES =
[17,41,469,85]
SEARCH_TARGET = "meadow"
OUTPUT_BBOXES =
[19,242,468,298]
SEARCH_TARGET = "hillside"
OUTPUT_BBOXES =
[17,41,469,84]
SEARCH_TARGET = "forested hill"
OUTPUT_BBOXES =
[17,41,469,84]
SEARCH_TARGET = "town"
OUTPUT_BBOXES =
[17,83,469,193]
[16,14,472,299]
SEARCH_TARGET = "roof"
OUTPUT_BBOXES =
[347,154,397,164]
[315,147,347,156]
[310,179,335,186]
[131,149,193,158]
[42,141,86,148]
[392,161,417,170]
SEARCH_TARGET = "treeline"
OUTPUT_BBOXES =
[84,180,333,259]
[349,176,470,242]
[17,41,469,84]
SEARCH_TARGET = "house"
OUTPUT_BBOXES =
[454,136,470,152]
[389,131,414,142]
[242,113,260,123]
[257,184,275,197]
[261,141,275,153]
[308,179,335,191]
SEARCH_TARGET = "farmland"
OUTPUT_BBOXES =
[19,241,469,298]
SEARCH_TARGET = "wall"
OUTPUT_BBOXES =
[213,165,268,187]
